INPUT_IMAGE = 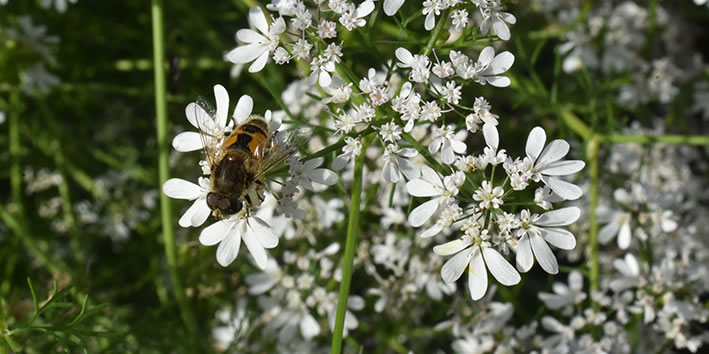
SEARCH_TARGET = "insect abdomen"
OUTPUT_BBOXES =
[223,118,269,156]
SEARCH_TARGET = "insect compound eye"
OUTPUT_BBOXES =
[206,192,219,210]
[225,199,243,215]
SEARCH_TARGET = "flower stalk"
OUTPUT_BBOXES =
[151,0,198,336]
[331,137,368,353]
[587,134,601,309]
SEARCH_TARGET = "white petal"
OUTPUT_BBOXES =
[618,222,631,249]
[542,176,583,200]
[214,85,229,129]
[408,198,440,227]
[500,12,516,24]
[248,50,270,73]
[226,44,267,64]
[540,160,585,176]
[236,28,266,44]
[486,76,511,87]
[397,156,421,180]
[185,102,199,128]
[383,0,404,16]
[200,219,234,246]
[516,235,533,272]
[536,207,581,226]
[424,13,435,31]
[172,132,203,152]
[537,139,570,167]
[451,140,467,154]
[248,6,269,34]
[319,71,332,88]
[468,248,488,300]
[526,126,546,161]
[492,19,511,40]
[216,227,243,267]
[599,222,619,244]
[407,179,441,197]
[531,234,558,274]
[420,165,443,188]
[441,247,473,283]
[482,247,520,286]
[540,227,576,250]
[356,0,375,17]
[420,223,443,238]
[440,145,455,165]
[483,123,499,151]
[300,313,320,339]
[304,168,338,186]
[233,94,254,124]
[428,138,442,154]
[569,270,583,291]
[433,239,472,256]
[250,217,279,248]
[489,52,515,73]
[478,46,495,65]
[382,161,400,183]
[242,224,268,269]
[162,178,202,200]
[179,198,210,228]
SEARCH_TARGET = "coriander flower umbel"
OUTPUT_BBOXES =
[434,227,521,301]
[473,181,504,210]
[226,7,286,73]
[515,207,580,275]
[525,127,586,200]
[396,47,431,83]
[406,167,465,227]
[338,0,374,31]
[428,125,467,165]
[162,177,210,227]
[199,212,279,269]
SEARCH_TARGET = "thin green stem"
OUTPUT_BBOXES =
[331,138,368,354]
[604,134,709,146]
[587,135,601,310]
[422,9,449,57]
[151,0,198,336]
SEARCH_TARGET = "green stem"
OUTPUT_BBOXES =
[558,107,592,141]
[151,0,198,336]
[422,9,449,57]
[604,134,709,146]
[331,138,368,354]
[587,135,601,309]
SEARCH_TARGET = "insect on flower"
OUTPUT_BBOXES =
[193,96,311,220]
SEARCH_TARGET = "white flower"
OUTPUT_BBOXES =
[609,253,643,292]
[471,46,515,87]
[40,0,77,13]
[338,0,374,31]
[322,75,353,104]
[451,9,470,31]
[332,137,362,171]
[478,123,507,168]
[538,270,587,309]
[406,167,464,227]
[199,212,279,269]
[472,180,504,210]
[309,54,336,87]
[318,20,337,39]
[172,85,253,153]
[378,121,403,143]
[226,7,286,73]
[383,0,405,16]
[434,229,521,301]
[162,177,211,227]
[478,0,516,41]
[515,207,580,275]
[396,47,431,83]
[422,0,446,31]
[428,125,467,164]
[381,144,420,183]
[525,127,586,200]
[288,156,338,191]
[598,208,632,249]
[440,81,462,105]
[291,38,313,60]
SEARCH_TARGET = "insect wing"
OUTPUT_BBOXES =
[254,127,313,180]
[192,96,222,169]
